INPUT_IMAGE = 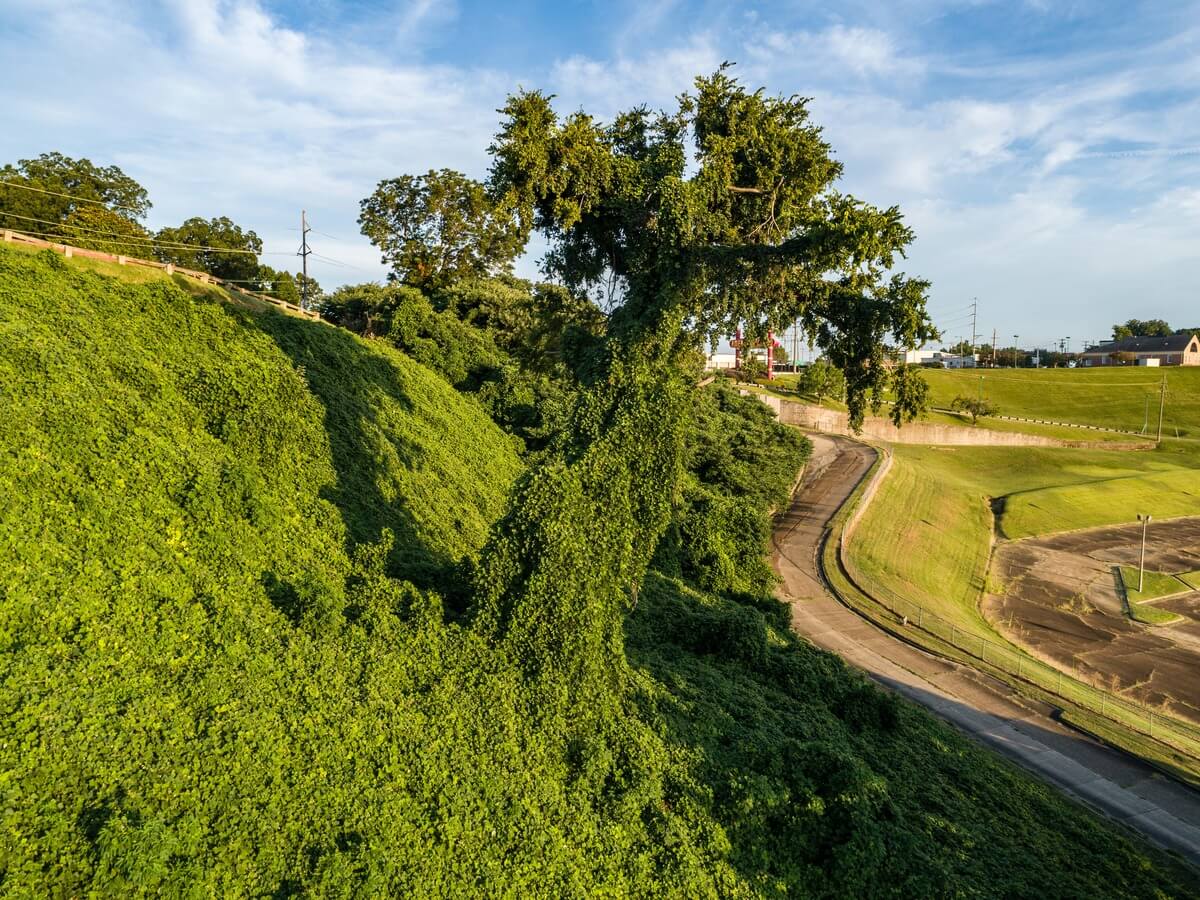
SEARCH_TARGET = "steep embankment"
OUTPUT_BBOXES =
[1,247,1197,896]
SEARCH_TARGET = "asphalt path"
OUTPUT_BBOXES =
[772,432,1200,867]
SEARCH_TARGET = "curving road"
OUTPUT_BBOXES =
[773,432,1200,866]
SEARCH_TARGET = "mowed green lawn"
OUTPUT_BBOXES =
[848,443,1200,638]
[920,367,1200,438]
[1120,567,1191,602]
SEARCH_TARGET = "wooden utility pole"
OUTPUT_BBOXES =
[298,210,312,310]
[991,328,997,367]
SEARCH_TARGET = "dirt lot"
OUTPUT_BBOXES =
[984,518,1200,722]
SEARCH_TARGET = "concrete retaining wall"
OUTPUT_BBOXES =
[754,393,1152,449]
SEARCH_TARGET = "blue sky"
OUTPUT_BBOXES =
[2,0,1198,348]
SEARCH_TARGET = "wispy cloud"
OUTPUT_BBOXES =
[0,0,1197,336]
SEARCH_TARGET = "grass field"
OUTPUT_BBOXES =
[1119,567,1188,625]
[1121,566,1192,602]
[919,367,1200,438]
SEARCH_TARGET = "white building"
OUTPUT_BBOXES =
[705,352,738,370]
[902,349,978,368]
[942,353,978,369]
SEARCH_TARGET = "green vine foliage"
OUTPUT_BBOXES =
[2,247,1195,896]
[478,68,937,698]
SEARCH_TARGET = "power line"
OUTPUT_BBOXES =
[8,227,295,256]
[0,213,269,255]
[309,251,376,274]
[0,178,144,213]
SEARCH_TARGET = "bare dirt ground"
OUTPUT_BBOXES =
[985,519,1200,722]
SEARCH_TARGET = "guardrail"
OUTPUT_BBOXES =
[1,228,320,321]
[832,444,1200,765]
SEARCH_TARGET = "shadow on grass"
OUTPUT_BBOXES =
[248,310,466,604]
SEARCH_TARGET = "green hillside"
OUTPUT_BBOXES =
[922,367,1200,438]
[1,246,1197,895]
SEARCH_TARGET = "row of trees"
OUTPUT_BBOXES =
[1112,319,1199,340]
[0,153,314,303]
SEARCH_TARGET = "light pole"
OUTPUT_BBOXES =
[1013,334,1019,368]
[1137,514,1152,593]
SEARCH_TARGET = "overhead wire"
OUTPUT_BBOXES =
[3,188,377,272]
[0,178,144,212]
[0,212,265,255]
[9,226,296,256]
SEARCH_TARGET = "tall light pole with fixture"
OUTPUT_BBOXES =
[1137,514,1152,593]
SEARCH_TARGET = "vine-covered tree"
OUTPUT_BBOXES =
[472,67,934,700]
[0,152,150,235]
[154,216,263,282]
[359,169,526,289]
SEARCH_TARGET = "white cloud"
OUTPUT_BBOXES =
[1,0,1197,336]
[0,0,512,286]
[824,25,909,77]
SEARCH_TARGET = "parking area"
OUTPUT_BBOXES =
[984,518,1200,722]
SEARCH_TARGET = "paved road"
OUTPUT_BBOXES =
[772,432,1200,866]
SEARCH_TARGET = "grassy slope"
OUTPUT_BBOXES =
[2,246,1196,895]
[753,373,1145,443]
[921,367,1200,438]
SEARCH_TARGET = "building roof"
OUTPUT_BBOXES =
[1081,334,1198,355]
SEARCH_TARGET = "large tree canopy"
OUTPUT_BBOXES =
[359,168,525,289]
[154,216,263,282]
[489,66,934,424]
[471,68,934,699]
[0,152,150,235]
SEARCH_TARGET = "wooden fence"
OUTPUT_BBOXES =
[1,228,320,321]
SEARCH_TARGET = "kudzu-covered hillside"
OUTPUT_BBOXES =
[0,246,1195,896]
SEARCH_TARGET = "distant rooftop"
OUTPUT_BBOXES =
[1082,334,1197,354]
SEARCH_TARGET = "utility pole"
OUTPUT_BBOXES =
[991,327,997,367]
[1156,375,1166,443]
[298,210,312,311]
[1137,514,1152,593]
[969,299,978,361]
[1013,334,1019,368]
